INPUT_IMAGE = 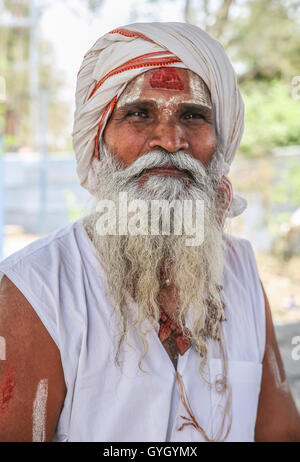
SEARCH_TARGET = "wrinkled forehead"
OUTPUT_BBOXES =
[116,67,212,109]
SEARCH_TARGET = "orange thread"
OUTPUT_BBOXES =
[177,371,211,440]
[79,49,173,80]
[109,28,154,43]
[88,57,181,100]
[176,335,232,442]
[124,51,176,61]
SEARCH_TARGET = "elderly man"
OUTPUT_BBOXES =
[0,22,300,443]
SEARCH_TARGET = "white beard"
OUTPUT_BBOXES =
[83,144,227,365]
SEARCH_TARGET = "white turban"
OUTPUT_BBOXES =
[73,22,247,217]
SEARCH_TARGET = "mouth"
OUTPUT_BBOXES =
[141,164,192,178]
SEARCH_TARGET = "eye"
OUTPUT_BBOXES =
[183,113,205,120]
[127,111,148,118]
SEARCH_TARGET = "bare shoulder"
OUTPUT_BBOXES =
[254,281,300,441]
[0,275,66,441]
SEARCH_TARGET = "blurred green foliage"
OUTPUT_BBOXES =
[0,102,4,133]
[3,133,18,151]
[240,80,300,158]
[271,160,300,207]
[230,0,300,83]
[0,0,71,151]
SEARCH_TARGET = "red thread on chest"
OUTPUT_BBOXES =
[149,67,184,90]
[158,306,191,355]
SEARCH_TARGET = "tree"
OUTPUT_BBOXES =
[0,0,69,151]
[129,0,300,83]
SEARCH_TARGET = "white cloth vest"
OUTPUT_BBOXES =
[0,219,266,442]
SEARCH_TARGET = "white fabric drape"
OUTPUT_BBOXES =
[73,22,247,217]
[0,219,265,441]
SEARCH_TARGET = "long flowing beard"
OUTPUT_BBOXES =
[84,145,227,367]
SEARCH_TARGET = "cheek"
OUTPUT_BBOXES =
[190,125,217,162]
[205,126,217,150]
[195,125,217,148]
[103,123,146,167]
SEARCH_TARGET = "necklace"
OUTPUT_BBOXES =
[158,284,226,355]
[158,305,192,356]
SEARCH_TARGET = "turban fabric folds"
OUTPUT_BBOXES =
[73,22,247,217]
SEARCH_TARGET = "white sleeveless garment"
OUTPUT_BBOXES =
[0,219,266,442]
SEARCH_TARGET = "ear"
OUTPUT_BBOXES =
[217,176,233,226]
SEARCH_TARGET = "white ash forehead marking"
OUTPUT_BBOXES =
[188,72,212,109]
[116,73,145,107]
[116,70,212,111]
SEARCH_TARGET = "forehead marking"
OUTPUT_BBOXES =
[115,70,212,111]
[149,68,184,91]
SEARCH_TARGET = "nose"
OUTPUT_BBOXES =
[148,119,189,153]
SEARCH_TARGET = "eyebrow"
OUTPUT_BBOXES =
[116,100,213,116]
[178,103,213,117]
[117,100,156,112]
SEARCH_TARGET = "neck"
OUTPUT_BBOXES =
[157,283,180,319]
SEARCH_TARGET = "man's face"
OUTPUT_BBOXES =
[103,67,217,174]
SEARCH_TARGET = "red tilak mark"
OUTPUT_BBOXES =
[149,68,184,90]
[0,372,15,413]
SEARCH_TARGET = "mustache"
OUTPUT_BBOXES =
[113,150,208,184]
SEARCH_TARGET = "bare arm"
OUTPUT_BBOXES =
[0,275,66,441]
[255,281,300,441]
